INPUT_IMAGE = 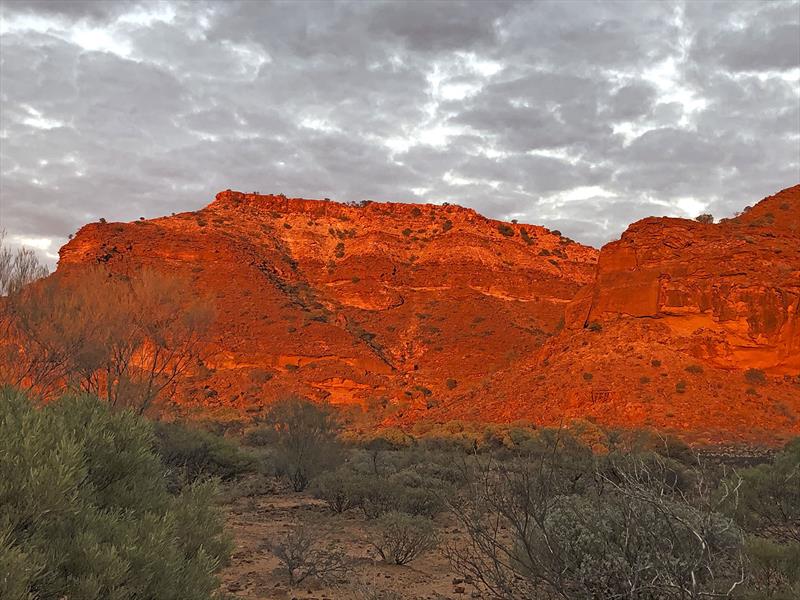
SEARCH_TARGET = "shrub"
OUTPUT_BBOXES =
[497,224,515,237]
[446,378,458,390]
[442,219,453,232]
[370,512,438,565]
[582,372,593,381]
[695,214,714,224]
[587,321,602,332]
[448,451,743,599]
[685,364,704,374]
[402,228,412,237]
[262,396,343,491]
[311,469,362,513]
[675,380,687,393]
[732,438,800,542]
[0,387,231,600]
[745,368,767,385]
[741,537,800,599]
[267,524,350,585]
[651,359,662,367]
[154,421,257,486]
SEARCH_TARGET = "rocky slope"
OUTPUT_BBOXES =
[56,186,800,441]
[423,185,800,444]
[59,190,597,421]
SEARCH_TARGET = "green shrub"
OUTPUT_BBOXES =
[154,421,258,486]
[0,387,231,600]
[741,537,800,599]
[685,364,703,374]
[745,368,767,385]
[587,321,602,332]
[675,380,687,393]
[263,396,343,491]
[311,469,361,513]
[497,224,515,237]
[732,438,800,540]
[370,512,438,565]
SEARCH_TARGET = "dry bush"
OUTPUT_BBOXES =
[0,231,49,296]
[2,265,212,413]
[267,524,350,585]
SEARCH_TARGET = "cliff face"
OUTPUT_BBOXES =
[566,186,800,374]
[54,186,800,442]
[59,191,597,418]
[420,185,799,444]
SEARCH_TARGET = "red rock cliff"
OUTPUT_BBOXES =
[50,186,800,442]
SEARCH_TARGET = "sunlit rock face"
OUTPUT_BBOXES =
[567,185,800,375]
[56,186,800,443]
[59,190,597,418]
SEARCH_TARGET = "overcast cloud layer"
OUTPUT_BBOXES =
[1,0,798,265]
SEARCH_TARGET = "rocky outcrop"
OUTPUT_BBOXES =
[50,185,800,441]
[58,190,597,420]
[566,185,800,374]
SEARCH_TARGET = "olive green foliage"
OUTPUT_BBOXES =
[370,511,438,565]
[154,421,259,488]
[733,439,800,540]
[311,446,461,519]
[447,430,745,600]
[0,387,231,600]
[261,396,343,491]
[730,439,800,599]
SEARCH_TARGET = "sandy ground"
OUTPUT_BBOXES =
[220,483,478,600]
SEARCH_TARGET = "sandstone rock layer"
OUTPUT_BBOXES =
[55,186,800,442]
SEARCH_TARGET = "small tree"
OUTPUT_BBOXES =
[263,396,342,491]
[0,231,49,296]
[696,214,714,224]
[2,267,213,413]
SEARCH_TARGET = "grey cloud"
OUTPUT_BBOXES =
[0,0,137,22]
[688,1,800,72]
[605,82,659,121]
[0,0,798,268]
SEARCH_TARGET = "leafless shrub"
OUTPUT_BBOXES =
[267,524,351,585]
[0,231,49,296]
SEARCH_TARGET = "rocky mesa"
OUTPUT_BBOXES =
[56,185,800,441]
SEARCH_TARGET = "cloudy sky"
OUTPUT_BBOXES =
[1,0,798,266]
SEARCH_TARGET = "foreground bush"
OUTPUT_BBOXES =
[447,440,745,600]
[0,387,231,600]
[731,439,800,598]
